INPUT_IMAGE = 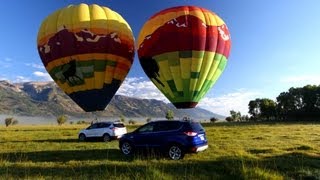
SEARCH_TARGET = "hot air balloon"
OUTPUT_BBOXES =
[137,6,231,108]
[37,4,134,112]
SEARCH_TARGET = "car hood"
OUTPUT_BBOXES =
[121,132,134,138]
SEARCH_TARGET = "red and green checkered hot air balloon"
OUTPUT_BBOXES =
[37,4,134,112]
[137,6,231,109]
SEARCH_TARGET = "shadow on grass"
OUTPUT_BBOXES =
[0,147,178,163]
[0,152,319,179]
[285,145,314,151]
[0,139,80,143]
[0,148,132,162]
[248,148,275,154]
[0,138,120,143]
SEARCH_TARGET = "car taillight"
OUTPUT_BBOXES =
[184,131,197,136]
[112,127,118,131]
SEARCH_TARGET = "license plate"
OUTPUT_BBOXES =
[199,135,205,140]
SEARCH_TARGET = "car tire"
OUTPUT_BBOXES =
[103,134,111,142]
[79,133,86,142]
[167,144,184,160]
[120,141,134,156]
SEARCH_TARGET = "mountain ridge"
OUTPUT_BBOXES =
[0,81,225,120]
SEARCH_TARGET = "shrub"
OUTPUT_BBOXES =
[12,119,19,125]
[77,120,88,125]
[57,115,68,125]
[5,117,14,127]
[128,119,136,125]
[210,117,218,123]
[226,116,234,122]
[165,110,174,120]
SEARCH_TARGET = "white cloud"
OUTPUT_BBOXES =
[116,77,168,102]
[280,74,320,86]
[15,76,31,83]
[0,58,12,68]
[25,63,44,69]
[33,71,52,81]
[4,57,12,62]
[117,78,263,117]
[198,89,262,117]
[117,78,264,117]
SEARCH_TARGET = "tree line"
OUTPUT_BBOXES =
[248,85,320,121]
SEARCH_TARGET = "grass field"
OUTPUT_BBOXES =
[0,122,319,179]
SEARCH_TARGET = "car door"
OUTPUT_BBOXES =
[86,123,100,137]
[151,122,170,147]
[97,123,111,137]
[132,122,157,147]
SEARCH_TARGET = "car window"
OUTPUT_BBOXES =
[100,123,110,128]
[167,121,182,130]
[189,122,204,132]
[88,123,99,129]
[114,123,125,128]
[137,123,154,133]
[153,121,182,132]
[153,122,166,132]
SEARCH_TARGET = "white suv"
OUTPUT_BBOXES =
[78,121,127,142]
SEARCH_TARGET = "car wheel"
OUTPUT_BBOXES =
[168,144,184,160]
[103,134,111,142]
[120,141,134,155]
[79,133,86,142]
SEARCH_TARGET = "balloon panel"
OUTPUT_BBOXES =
[37,4,134,112]
[138,6,231,108]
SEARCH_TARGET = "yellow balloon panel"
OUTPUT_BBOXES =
[37,3,134,112]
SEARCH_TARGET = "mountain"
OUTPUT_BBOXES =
[0,81,224,120]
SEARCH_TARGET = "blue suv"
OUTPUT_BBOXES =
[119,120,208,160]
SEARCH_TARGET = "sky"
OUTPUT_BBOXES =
[0,0,320,116]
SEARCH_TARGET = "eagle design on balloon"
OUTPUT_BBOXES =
[37,4,134,112]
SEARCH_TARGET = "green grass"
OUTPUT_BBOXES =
[0,122,320,179]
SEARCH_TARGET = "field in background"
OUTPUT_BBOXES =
[0,122,319,179]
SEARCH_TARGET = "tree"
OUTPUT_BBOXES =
[248,98,277,121]
[210,117,218,123]
[146,117,152,123]
[165,110,174,120]
[276,85,320,120]
[249,99,260,120]
[12,119,19,125]
[5,117,14,127]
[260,98,277,120]
[241,115,250,121]
[57,115,68,125]
[230,110,241,121]
[225,116,233,122]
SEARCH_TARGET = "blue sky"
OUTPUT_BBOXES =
[0,0,320,116]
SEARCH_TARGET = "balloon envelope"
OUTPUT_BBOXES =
[137,6,231,108]
[37,4,134,112]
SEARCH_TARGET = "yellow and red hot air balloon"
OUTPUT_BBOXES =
[137,6,231,109]
[37,4,134,112]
